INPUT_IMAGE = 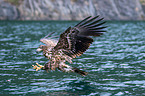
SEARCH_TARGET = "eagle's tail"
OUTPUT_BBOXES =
[72,67,88,76]
[58,62,88,76]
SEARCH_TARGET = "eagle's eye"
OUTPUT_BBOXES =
[39,45,44,49]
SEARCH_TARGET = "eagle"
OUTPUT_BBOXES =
[32,16,106,76]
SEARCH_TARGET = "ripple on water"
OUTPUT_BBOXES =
[0,21,145,95]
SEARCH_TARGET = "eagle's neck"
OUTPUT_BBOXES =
[43,46,53,59]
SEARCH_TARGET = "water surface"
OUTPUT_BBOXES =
[0,21,145,96]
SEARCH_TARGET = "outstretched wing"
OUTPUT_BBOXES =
[53,16,106,58]
[39,32,58,47]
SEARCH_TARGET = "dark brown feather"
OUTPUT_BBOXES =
[53,16,106,58]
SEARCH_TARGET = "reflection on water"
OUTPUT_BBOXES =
[0,21,145,95]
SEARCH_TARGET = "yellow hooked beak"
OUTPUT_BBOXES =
[36,48,42,52]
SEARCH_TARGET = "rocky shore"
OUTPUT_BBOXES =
[0,0,145,20]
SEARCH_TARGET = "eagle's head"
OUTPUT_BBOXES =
[36,45,46,52]
[37,38,58,52]
[37,38,57,52]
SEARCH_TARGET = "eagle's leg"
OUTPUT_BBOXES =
[57,62,73,72]
[42,61,57,71]
[32,63,44,71]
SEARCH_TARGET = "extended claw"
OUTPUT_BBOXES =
[32,63,44,71]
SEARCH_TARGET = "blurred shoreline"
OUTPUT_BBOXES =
[0,0,145,21]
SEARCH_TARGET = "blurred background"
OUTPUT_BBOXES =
[0,0,145,20]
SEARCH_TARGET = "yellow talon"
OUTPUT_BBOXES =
[32,63,44,71]
[36,63,44,68]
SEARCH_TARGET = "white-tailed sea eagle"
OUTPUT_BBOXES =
[32,16,106,76]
